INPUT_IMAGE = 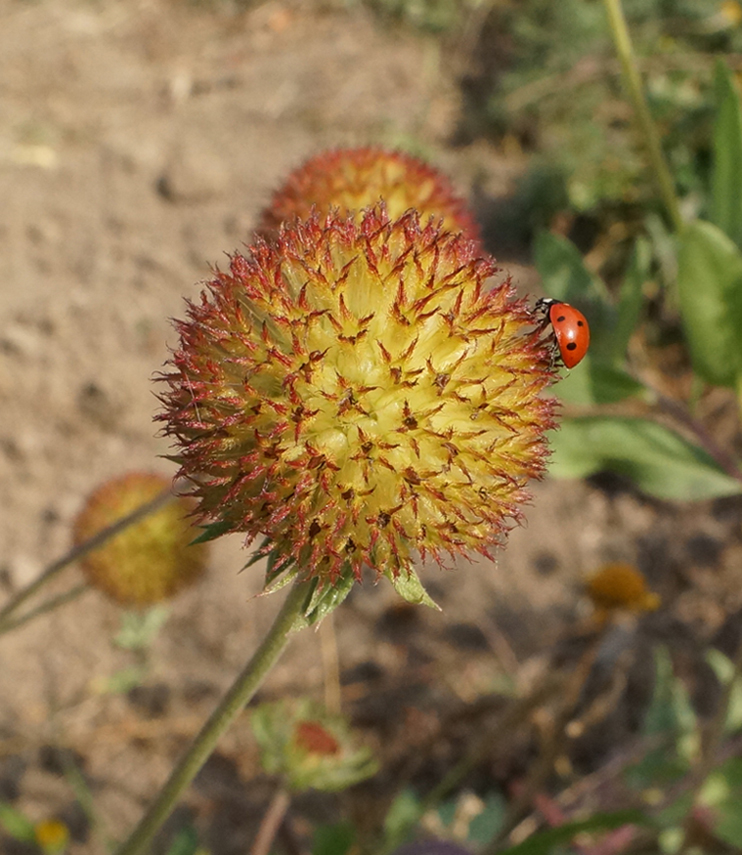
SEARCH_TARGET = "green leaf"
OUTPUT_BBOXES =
[612,237,650,360]
[468,791,506,845]
[114,606,169,650]
[554,356,648,405]
[0,802,36,842]
[190,519,233,545]
[98,665,148,694]
[628,647,697,789]
[676,219,742,388]
[533,231,608,303]
[700,758,742,846]
[299,567,356,628]
[706,648,742,733]
[389,568,440,610]
[549,417,742,501]
[164,826,201,855]
[532,231,615,359]
[711,61,742,249]
[496,810,650,855]
[312,822,356,855]
[383,789,424,850]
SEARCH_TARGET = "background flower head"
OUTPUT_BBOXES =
[258,147,481,245]
[73,472,207,606]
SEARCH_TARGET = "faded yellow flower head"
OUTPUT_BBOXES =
[73,472,207,606]
[158,208,556,593]
[34,819,69,855]
[258,147,480,245]
[586,562,660,616]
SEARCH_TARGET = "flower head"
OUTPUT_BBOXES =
[159,208,556,593]
[586,562,660,616]
[258,147,480,245]
[34,819,70,855]
[73,472,207,606]
[251,699,377,792]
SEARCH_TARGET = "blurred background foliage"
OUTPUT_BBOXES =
[364,0,742,251]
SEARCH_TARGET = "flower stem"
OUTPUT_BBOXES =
[0,583,89,637]
[602,0,684,233]
[0,488,173,630]
[114,581,311,855]
[250,787,292,855]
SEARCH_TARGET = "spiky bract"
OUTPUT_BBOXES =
[73,472,207,606]
[159,208,556,587]
[259,147,480,244]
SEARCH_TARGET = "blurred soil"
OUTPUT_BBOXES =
[2,1,742,853]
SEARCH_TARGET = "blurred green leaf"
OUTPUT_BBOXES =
[164,826,201,855]
[549,417,742,500]
[533,231,608,302]
[0,803,35,842]
[115,606,169,650]
[677,219,742,388]
[711,61,742,249]
[554,357,648,405]
[701,758,742,846]
[533,231,614,359]
[468,792,506,845]
[628,647,697,789]
[496,809,650,855]
[313,822,355,855]
[612,237,650,360]
[100,665,148,694]
[706,648,742,733]
[383,789,424,850]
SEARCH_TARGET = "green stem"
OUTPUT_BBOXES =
[114,581,311,855]
[0,488,172,629]
[0,583,89,636]
[603,0,684,233]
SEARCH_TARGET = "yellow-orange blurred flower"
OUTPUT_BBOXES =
[586,562,660,616]
[258,147,480,245]
[74,472,207,606]
[34,819,69,854]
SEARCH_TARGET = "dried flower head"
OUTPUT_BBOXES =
[159,208,556,595]
[258,147,480,244]
[251,699,377,792]
[586,562,660,616]
[73,472,207,606]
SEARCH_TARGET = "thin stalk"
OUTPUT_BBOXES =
[0,583,89,636]
[0,488,172,628]
[250,788,292,855]
[114,581,310,855]
[603,0,684,233]
[319,614,342,715]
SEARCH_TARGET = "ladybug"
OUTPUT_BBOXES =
[535,298,590,369]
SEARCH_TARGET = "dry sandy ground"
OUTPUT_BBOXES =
[2,2,742,853]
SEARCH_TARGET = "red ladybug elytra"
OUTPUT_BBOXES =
[535,298,590,369]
